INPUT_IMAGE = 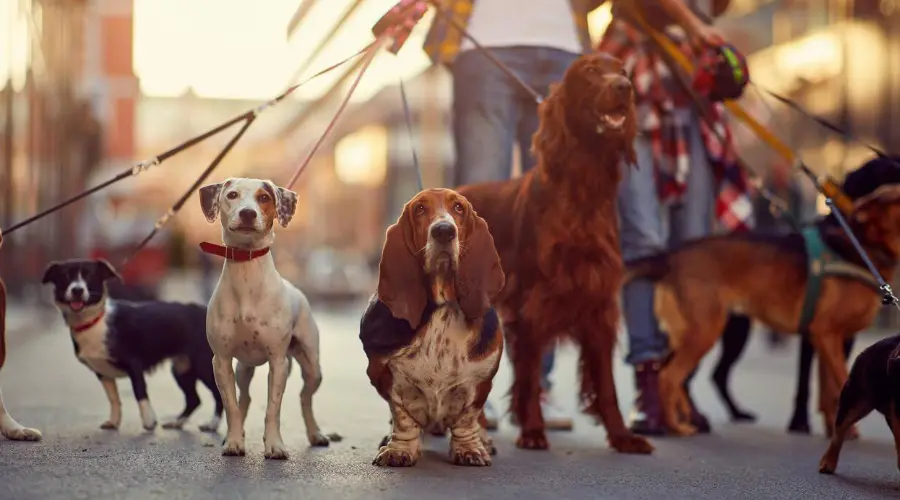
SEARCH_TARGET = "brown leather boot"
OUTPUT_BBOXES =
[628,360,666,436]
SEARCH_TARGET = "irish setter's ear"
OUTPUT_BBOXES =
[457,212,505,321]
[376,208,427,330]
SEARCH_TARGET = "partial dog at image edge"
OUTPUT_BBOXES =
[455,52,652,454]
[819,333,900,475]
[360,188,505,468]
[625,184,900,437]
[0,230,42,442]
[199,177,329,460]
[41,258,223,433]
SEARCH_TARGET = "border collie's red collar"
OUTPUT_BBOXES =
[73,310,105,333]
[199,242,270,262]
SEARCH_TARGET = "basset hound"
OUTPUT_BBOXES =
[360,188,505,467]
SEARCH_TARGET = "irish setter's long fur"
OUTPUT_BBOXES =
[456,52,652,453]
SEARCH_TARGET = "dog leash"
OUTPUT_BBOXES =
[120,7,424,269]
[399,77,425,192]
[625,3,900,309]
[0,43,373,239]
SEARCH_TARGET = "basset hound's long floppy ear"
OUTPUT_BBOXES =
[457,206,505,321]
[376,203,427,330]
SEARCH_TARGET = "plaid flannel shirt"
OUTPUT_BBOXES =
[598,19,754,232]
[423,0,603,65]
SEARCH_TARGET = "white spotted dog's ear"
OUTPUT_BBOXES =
[271,182,298,228]
[199,182,223,223]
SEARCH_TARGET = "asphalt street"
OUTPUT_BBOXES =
[2,279,900,499]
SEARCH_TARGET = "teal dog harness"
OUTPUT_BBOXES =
[797,226,880,333]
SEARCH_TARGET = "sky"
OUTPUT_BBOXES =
[0,0,612,102]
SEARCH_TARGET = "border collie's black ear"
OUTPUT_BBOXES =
[94,259,122,282]
[41,262,62,285]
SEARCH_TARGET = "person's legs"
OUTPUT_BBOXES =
[451,49,521,186]
[451,48,527,430]
[618,133,669,435]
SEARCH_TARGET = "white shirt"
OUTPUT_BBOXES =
[460,0,582,54]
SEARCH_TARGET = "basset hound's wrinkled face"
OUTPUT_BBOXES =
[376,188,505,329]
[198,177,298,249]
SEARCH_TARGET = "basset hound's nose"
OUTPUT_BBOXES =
[239,209,257,223]
[430,221,456,244]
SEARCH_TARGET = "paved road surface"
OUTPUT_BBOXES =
[2,293,899,499]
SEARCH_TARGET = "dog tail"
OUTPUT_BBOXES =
[623,253,670,284]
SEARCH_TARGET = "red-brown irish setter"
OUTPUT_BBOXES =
[457,52,652,453]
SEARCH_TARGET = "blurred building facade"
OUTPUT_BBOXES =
[2,0,136,295]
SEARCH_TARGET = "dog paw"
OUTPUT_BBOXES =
[481,434,497,456]
[378,435,390,449]
[264,442,290,460]
[99,421,119,431]
[450,445,492,467]
[608,433,654,454]
[372,446,418,467]
[198,418,221,433]
[2,426,42,442]
[221,438,246,457]
[161,418,187,430]
[670,422,698,437]
[515,429,549,450]
[142,419,158,432]
[308,432,330,447]
[818,457,837,474]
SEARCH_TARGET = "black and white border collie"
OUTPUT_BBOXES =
[41,259,222,432]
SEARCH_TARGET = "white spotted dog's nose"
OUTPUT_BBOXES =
[239,209,257,223]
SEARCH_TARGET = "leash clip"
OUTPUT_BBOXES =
[153,208,176,230]
[132,157,160,176]
[881,284,898,306]
[253,99,277,117]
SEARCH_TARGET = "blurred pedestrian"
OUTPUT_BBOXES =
[411,0,613,431]
[599,0,755,435]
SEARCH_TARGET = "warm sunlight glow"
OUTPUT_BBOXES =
[133,0,432,102]
[586,2,613,44]
[0,0,32,91]
[334,125,388,186]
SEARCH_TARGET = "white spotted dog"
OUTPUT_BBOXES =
[360,188,505,467]
[199,177,329,460]
[0,231,42,442]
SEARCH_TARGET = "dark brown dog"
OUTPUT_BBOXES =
[0,230,42,441]
[819,333,900,475]
[456,52,652,454]
[361,189,505,467]
[626,184,900,436]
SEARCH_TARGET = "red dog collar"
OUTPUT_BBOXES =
[199,242,270,262]
[73,310,105,334]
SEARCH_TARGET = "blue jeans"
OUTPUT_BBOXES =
[452,46,579,390]
[617,109,715,366]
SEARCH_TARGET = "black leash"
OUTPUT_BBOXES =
[755,85,900,166]
[398,77,424,191]
[120,116,256,268]
[1,42,373,238]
